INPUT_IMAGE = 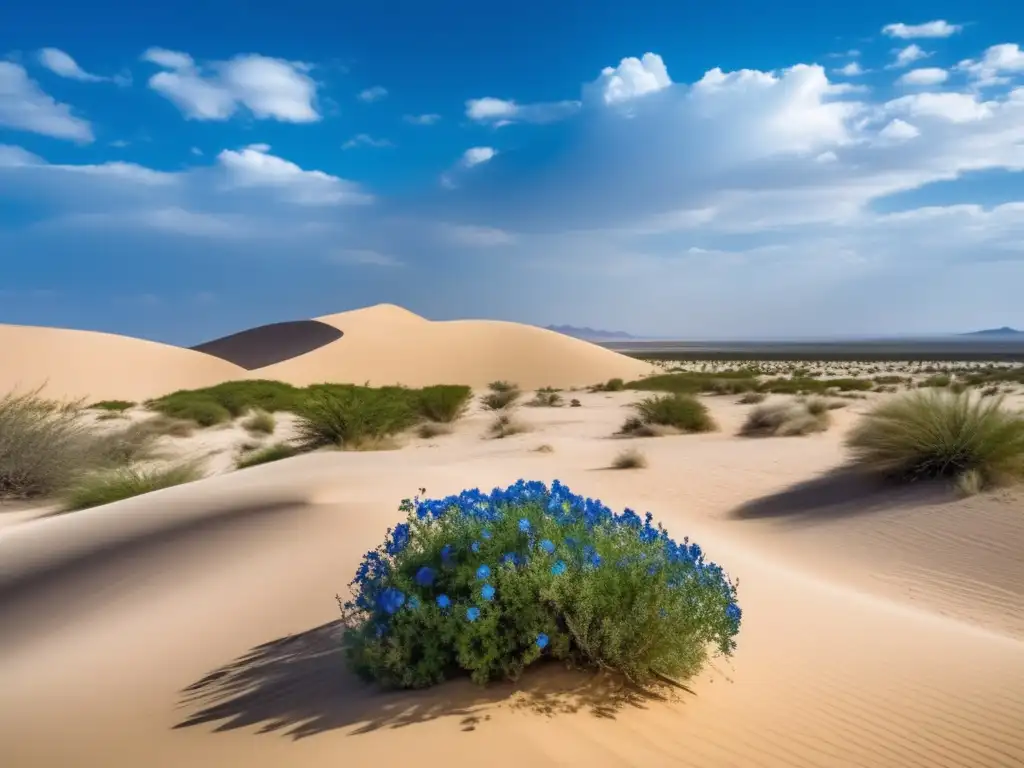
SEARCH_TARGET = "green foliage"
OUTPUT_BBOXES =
[341,482,741,690]
[919,374,952,388]
[63,462,203,511]
[241,409,276,435]
[147,380,307,425]
[625,394,717,434]
[415,385,472,423]
[480,387,521,410]
[846,390,1024,489]
[236,442,299,469]
[88,400,135,412]
[294,388,418,450]
[526,390,563,407]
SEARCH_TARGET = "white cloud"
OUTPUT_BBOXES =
[357,86,388,102]
[836,62,865,76]
[404,113,441,125]
[329,248,401,266]
[890,44,931,68]
[215,143,372,204]
[885,91,994,122]
[0,62,93,141]
[461,146,497,167]
[585,52,672,105]
[0,144,42,166]
[882,20,963,39]
[897,67,949,86]
[343,134,393,149]
[959,44,1024,87]
[37,48,105,82]
[465,96,581,125]
[141,48,319,122]
[877,118,921,140]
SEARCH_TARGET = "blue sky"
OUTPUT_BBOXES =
[1,1,1023,343]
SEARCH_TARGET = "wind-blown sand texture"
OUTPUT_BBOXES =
[2,387,1023,768]
[0,304,653,402]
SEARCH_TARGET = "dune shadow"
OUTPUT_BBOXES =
[176,621,674,740]
[190,320,343,370]
[729,465,955,523]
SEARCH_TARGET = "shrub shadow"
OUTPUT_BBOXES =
[176,621,677,740]
[728,465,955,523]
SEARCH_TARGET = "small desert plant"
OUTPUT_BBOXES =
[739,400,831,438]
[526,390,563,407]
[88,400,135,412]
[845,390,1024,489]
[417,421,454,438]
[63,462,204,511]
[236,443,299,469]
[487,411,530,438]
[341,481,741,690]
[570,398,582,408]
[738,392,767,405]
[294,389,417,451]
[611,447,648,469]
[241,409,276,435]
[480,386,521,411]
[488,381,517,393]
[416,385,472,423]
[533,444,555,453]
[622,394,716,435]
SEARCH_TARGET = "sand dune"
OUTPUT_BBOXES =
[0,304,653,402]
[0,323,244,403]
[2,392,1023,768]
[253,304,654,389]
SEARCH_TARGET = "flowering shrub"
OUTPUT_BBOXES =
[340,480,741,689]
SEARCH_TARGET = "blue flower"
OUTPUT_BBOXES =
[407,595,421,610]
[415,566,436,587]
[385,522,411,555]
[481,584,495,601]
[377,587,406,615]
[518,518,531,533]
[466,606,481,622]
[481,529,493,540]
[476,564,491,580]
[436,594,451,609]
[501,552,517,567]
[471,541,481,553]
[539,539,555,555]
[535,633,549,649]
[441,544,454,564]
[551,560,567,576]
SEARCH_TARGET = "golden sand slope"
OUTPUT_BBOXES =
[0,323,244,403]
[251,304,654,389]
[2,393,1023,768]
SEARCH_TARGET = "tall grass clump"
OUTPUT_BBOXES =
[294,388,418,451]
[88,400,135,412]
[236,443,299,469]
[241,409,276,435]
[340,481,741,689]
[846,390,1024,490]
[739,398,831,438]
[63,462,204,511]
[621,394,716,436]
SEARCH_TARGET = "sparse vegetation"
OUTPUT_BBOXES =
[241,409,276,435]
[620,394,717,436]
[739,399,831,438]
[294,388,418,451]
[88,400,135,412]
[236,443,299,469]
[415,385,472,423]
[417,421,453,438]
[738,392,767,405]
[569,398,582,407]
[487,411,530,438]
[481,381,522,410]
[526,389,563,407]
[62,462,204,511]
[846,390,1024,490]
[611,447,648,469]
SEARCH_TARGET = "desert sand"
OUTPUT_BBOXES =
[1,308,1024,768]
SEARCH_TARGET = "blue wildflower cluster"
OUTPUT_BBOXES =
[340,480,741,689]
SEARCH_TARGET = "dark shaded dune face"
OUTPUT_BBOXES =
[190,320,343,370]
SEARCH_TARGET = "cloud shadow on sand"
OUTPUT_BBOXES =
[176,621,683,740]
[728,466,956,524]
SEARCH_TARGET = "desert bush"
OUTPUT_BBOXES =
[63,462,203,511]
[526,390,563,407]
[341,481,741,690]
[417,421,453,438]
[488,381,518,393]
[622,394,716,435]
[241,409,276,435]
[919,374,951,388]
[481,387,521,411]
[0,390,93,498]
[88,400,135,412]
[487,411,530,438]
[570,398,582,408]
[739,400,831,438]
[845,390,1024,489]
[416,385,472,423]
[147,380,306,425]
[591,378,625,392]
[236,443,299,469]
[738,392,767,405]
[611,448,648,469]
[294,388,418,451]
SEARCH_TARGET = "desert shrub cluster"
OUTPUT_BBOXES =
[620,394,717,436]
[341,480,741,689]
[739,397,832,438]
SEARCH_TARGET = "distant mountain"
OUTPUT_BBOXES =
[545,324,636,341]
[963,327,1024,337]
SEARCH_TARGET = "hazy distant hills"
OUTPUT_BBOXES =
[545,325,636,341]
[963,327,1024,337]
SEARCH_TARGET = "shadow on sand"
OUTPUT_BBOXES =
[176,621,679,740]
[728,466,955,523]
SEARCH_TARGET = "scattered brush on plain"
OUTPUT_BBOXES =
[739,397,832,438]
[526,388,563,407]
[619,393,716,437]
[241,408,276,435]
[481,381,521,411]
[845,390,1024,493]
[611,447,648,469]
[62,462,204,511]
[487,411,530,439]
